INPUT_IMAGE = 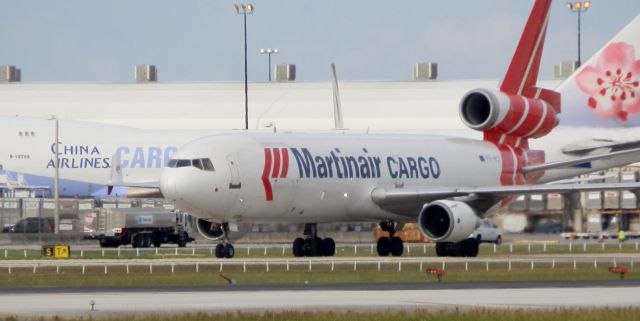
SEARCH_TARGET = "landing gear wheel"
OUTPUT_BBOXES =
[454,241,467,257]
[466,238,480,257]
[223,243,235,258]
[293,238,305,257]
[376,237,391,256]
[495,235,502,245]
[389,237,404,257]
[152,240,162,248]
[177,232,188,248]
[435,242,447,257]
[214,243,225,258]
[323,238,336,256]
[306,237,322,257]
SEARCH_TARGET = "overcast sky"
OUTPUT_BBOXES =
[1,0,639,82]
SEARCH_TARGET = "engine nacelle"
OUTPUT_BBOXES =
[418,200,480,242]
[197,219,225,241]
[196,219,249,242]
[459,88,558,139]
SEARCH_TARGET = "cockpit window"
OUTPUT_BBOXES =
[167,158,215,171]
[176,159,191,168]
[192,159,204,170]
[202,158,215,171]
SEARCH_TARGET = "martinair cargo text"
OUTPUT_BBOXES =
[161,0,640,259]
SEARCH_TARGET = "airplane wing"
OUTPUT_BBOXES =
[521,147,640,174]
[107,152,160,194]
[562,139,640,156]
[107,180,160,195]
[371,181,640,215]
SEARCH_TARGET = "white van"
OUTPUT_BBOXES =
[470,219,502,244]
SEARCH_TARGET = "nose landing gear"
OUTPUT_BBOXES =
[214,242,235,259]
[292,223,336,257]
[212,223,235,259]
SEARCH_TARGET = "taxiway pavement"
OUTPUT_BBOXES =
[1,281,639,317]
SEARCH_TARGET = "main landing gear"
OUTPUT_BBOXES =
[435,238,479,257]
[376,221,404,257]
[213,223,235,259]
[292,223,336,257]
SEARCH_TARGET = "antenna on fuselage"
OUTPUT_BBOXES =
[331,63,345,130]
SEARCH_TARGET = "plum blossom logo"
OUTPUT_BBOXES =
[576,42,640,121]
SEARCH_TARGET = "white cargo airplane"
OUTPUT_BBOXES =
[160,0,640,259]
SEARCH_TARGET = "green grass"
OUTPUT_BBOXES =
[1,242,639,260]
[5,308,640,321]
[0,260,636,288]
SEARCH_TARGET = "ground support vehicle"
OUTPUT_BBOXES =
[95,208,195,248]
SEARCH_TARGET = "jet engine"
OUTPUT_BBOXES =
[196,219,249,242]
[459,88,558,139]
[197,219,225,240]
[417,200,480,242]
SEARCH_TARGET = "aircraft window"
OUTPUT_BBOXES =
[176,159,191,168]
[192,159,204,170]
[30,131,35,136]
[167,159,178,168]
[18,132,22,136]
[202,158,215,171]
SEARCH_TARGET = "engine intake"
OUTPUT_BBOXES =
[196,219,250,242]
[459,88,558,139]
[418,200,480,242]
[196,219,225,241]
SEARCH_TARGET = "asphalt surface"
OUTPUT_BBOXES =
[3,279,640,293]
[1,280,639,317]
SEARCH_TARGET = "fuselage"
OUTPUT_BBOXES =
[160,132,505,223]
[0,117,214,196]
[160,126,640,224]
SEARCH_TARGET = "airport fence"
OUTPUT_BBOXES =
[0,256,637,277]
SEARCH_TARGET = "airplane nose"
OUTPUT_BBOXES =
[160,169,178,200]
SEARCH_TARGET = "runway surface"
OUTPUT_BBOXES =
[1,281,639,317]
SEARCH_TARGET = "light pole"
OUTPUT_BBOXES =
[49,115,60,235]
[234,3,254,130]
[260,48,279,81]
[566,1,591,67]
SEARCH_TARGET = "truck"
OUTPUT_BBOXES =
[92,208,195,248]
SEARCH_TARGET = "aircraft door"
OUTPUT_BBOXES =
[226,155,242,189]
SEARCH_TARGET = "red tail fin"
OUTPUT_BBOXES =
[500,0,560,112]
[501,1,548,92]
[485,0,559,185]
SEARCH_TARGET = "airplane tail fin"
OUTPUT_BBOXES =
[108,153,123,195]
[556,15,640,127]
[460,0,560,149]
[499,0,559,112]
[456,0,557,186]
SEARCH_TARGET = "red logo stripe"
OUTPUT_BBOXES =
[262,148,273,201]
[280,148,289,178]
[271,148,281,178]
